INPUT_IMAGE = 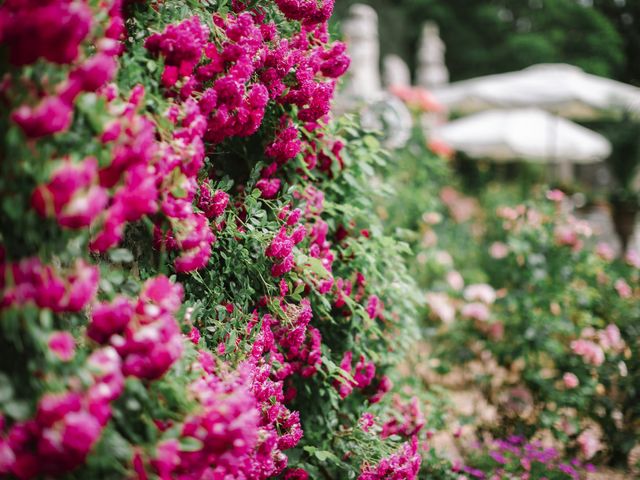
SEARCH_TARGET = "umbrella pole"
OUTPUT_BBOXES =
[552,114,573,184]
[558,161,573,184]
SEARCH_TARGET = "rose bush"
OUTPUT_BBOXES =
[464,192,640,465]
[0,1,429,478]
[379,95,640,474]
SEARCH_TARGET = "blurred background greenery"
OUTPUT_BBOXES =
[333,0,640,86]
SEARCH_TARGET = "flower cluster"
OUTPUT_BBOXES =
[466,435,596,480]
[139,357,300,479]
[265,224,306,277]
[358,437,422,480]
[380,396,425,439]
[1,257,98,312]
[571,324,625,367]
[88,276,184,380]
[333,351,376,399]
[0,347,124,478]
[2,0,122,138]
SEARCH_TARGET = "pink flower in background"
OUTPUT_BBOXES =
[577,429,602,460]
[60,260,100,312]
[497,206,520,221]
[546,189,565,202]
[464,284,496,304]
[63,53,118,101]
[381,396,425,438]
[596,242,615,261]
[446,271,464,291]
[334,351,355,399]
[320,42,350,78]
[571,339,605,366]
[353,355,376,389]
[461,302,490,322]
[563,372,579,389]
[421,211,442,225]
[426,293,455,324]
[615,278,632,298]
[366,295,383,320]
[488,321,504,341]
[48,332,76,361]
[489,242,509,259]
[265,119,302,164]
[554,224,582,251]
[88,297,135,344]
[625,249,640,268]
[198,183,229,219]
[144,16,209,76]
[390,85,445,113]
[599,324,624,352]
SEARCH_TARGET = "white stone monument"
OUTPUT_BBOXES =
[416,22,449,89]
[383,54,411,88]
[338,4,413,150]
[342,4,382,100]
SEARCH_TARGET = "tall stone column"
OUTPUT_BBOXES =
[416,22,449,89]
[342,4,382,100]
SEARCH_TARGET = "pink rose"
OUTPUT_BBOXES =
[48,331,76,361]
[489,242,509,259]
[563,372,579,389]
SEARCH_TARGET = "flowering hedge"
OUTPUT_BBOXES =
[0,1,424,478]
[377,99,640,474]
[427,190,640,467]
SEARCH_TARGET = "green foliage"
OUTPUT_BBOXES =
[333,0,627,84]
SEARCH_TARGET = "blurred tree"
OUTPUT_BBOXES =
[592,0,640,85]
[333,0,627,83]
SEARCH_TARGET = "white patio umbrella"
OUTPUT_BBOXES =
[432,64,640,120]
[431,108,611,164]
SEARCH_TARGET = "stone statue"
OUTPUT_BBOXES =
[338,4,413,150]
[342,4,381,100]
[416,21,449,89]
[383,54,411,88]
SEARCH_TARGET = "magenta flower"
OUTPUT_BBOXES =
[145,16,209,76]
[370,375,392,404]
[358,436,421,480]
[48,332,76,362]
[256,178,281,199]
[88,297,135,344]
[198,183,229,219]
[12,96,73,138]
[0,0,92,66]
[32,157,107,229]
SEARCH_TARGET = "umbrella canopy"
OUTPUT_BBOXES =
[431,108,611,163]
[433,64,640,120]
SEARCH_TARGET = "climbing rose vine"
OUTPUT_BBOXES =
[0,1,422,479]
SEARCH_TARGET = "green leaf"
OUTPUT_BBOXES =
[109,248,134,263]
[179,437,203,452]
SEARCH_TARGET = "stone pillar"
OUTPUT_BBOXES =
[342,4,382,100]
[416,22,449,89]
[383,54,411,88]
